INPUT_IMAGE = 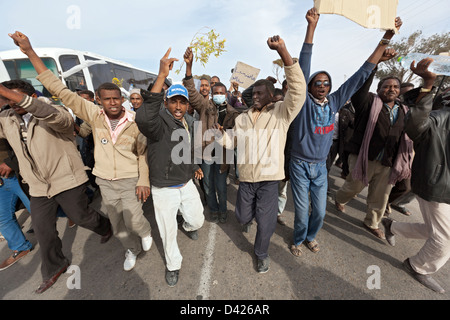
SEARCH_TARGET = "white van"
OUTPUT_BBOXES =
[0,55,11,82]
[0,48,163,98]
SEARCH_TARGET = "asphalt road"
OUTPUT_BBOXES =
[1,165,449,306]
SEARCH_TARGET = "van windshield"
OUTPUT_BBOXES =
[3,58,59,98]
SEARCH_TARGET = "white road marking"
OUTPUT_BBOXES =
[197,222,218,300]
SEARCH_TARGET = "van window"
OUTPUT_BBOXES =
[132,70,156,90]
[59,55,87,92]
[4,58,58,97]
[84,55,115,91]
[112,64,135,91]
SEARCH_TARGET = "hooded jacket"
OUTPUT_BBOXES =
[289,42,375,163]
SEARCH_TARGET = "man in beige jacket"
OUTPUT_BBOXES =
[9,31,153,273]
[0,79,112,294]
[215,35,306,273]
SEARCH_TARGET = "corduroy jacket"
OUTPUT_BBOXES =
[37,69,149,187]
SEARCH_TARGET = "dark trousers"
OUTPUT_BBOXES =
[235,181,279,259]
[388,178,411,204]
[30,183,110,281]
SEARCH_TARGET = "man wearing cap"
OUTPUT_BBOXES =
[10,31,154,274]
[136,48,205,287]
[129,88,143,111]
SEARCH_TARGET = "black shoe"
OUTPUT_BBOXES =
[100,227,113,244]
[403,259,445,293]
[166,269,179,287]
[257,257,270,273]
[210,212,219,223]
[243,222,252,233]
[219,211,228,224]
[187,230,198,240]
[381,218,396,246]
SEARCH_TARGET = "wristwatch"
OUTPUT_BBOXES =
[379,38,390,45]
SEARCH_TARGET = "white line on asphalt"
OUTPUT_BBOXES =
[196,222,217,300]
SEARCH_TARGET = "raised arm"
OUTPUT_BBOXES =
[299,8,320,80]
[404,58,438,142]
[9,31,47,74]
[332,17,402,111]
[136,48,178,140]
[0,84,73,133]
[182,47,209,113]
[150,48,178,94]
[304,7,319,44]
[365,17,402,65]
[268,36,306,123]
[9,31,98,123]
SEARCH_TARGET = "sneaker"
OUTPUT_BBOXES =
[166,269,179,287]
[381,218,396,246]
[123,250,137,271]
[403,258,445,294]
[187,230,198,240]
[141,234,153,252]
[0,249,32,271]
[257,257,270,273]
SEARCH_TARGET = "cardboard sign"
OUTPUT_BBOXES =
[230,61,261,89]
[314,0,399,32]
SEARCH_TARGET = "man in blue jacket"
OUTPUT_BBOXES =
[288,8,402,257]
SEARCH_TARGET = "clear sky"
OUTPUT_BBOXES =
[1,0,449,90]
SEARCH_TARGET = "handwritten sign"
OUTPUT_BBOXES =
[314,0,399,32]
[230,61,260,89]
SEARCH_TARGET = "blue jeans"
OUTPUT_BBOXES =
[201,162,227,213]
[289,158,328,246]
[0,176,32,252]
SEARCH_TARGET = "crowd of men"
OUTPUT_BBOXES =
[0,8,449,295]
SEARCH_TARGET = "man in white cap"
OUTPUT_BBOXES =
[129,88,143,111]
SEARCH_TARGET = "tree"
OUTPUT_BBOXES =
[175,27,226,75]
[376,30,450,91]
